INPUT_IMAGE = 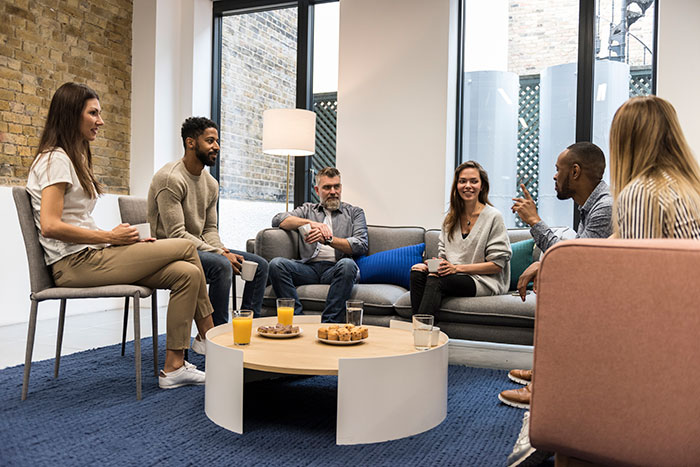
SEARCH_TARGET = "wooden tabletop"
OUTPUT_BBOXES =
[209,316,448,376]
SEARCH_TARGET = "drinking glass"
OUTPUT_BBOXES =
[276,298,295,326]
[346,300,364,326]
[412,314,434,350]
[232,310,254,345]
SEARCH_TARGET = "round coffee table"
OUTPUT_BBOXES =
[204,316,448,445]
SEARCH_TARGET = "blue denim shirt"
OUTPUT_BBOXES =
[271,202,369,262]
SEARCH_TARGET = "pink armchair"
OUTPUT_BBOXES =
[530,239,700,466]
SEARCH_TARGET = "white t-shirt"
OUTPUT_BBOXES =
[311,209,336,262]
[26,149,106,265]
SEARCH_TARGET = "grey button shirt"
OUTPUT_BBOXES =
[530,180,613,252]
[272,202,369,262]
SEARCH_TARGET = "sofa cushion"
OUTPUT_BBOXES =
[395,291,535,327]
[263,283,406,316]
[356,243,424,289]
[255,228,299,262]
[367,225,425,255]
[509,238,535,290]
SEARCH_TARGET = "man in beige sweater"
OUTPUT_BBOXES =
[148,117,269,349]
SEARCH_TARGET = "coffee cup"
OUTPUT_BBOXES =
[298,223,311,238]
[240,260,258,281]
[133,223,151,241]
[426,258,441,273]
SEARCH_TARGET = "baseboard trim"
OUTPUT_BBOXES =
[448,339,533,370]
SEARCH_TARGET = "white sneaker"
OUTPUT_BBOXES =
[191,335,206,355]
[158,361,205,389]
[507,411,553,467]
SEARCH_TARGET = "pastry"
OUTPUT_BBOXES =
[327,330,339,341]
[344,323,355,330]
[351,329,362,341]
[338,328,351,341]
[328,324,339,330]
[318,327,328,339]
[359,326,369,339]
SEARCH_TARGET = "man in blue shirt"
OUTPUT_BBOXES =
[269,167,369,323]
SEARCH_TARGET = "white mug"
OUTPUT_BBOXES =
[426,258,441,273]
[133,223,151,241]
[240,260,258,281]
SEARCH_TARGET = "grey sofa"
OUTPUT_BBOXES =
[247,225,537,345]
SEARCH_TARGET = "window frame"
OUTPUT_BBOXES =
[456,0,659,228]
[211,0,338,207]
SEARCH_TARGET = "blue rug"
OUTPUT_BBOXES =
[0,336,529,466]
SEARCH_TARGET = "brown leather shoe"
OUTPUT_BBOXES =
[498,383,531,409]
[508,369,533,385]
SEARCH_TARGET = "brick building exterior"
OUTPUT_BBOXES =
[508,0,655,75]
[219,9,298,203]
[0,0,132,192]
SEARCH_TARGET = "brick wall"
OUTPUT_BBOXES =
[0,0,132,193]
[508,0,654,75]
[219,8,298,202]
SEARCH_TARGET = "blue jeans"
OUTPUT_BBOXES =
[268,258,358,323]
[198,249,269,326]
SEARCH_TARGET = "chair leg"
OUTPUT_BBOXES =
[22,301,39,401]
[54,299,67,378]
[121,297,129,356]
[133,295,142,400]
[151,293,158,377]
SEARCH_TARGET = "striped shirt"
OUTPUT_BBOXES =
[616,174,700,239]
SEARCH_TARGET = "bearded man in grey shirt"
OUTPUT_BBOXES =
[268,167,368,323]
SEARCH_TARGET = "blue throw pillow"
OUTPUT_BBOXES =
[355,243,425,289]
[509,239,535,291]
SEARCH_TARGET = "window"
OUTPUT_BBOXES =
[458,0,656,229]
[212,0,339,248]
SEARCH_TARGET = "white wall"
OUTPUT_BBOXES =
[131,0,213,198]
[656,0,700,157]
[337,0,458,229]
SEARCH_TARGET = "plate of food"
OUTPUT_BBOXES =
[317,324,368,345]
[257,323,303,338]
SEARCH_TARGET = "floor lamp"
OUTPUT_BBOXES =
[262,109,316,212]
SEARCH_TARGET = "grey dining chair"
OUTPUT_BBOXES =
[116,196,159,368]
[13,187,157,401]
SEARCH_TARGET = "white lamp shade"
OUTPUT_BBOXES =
[262,109,316,156]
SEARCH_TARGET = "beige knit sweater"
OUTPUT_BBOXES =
[147,159,225,253]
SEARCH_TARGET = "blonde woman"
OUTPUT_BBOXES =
[410,161,511,323]
[611,95,700,239]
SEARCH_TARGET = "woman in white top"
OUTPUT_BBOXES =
[27,82,214,390]
[410,161,511,323]
[611,96,700,239]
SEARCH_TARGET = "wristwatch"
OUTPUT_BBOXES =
[325,236,334,245]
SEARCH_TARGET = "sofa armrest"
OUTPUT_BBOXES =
[246,239,255,254]
[254,227,300,262]
[530,239,700,465]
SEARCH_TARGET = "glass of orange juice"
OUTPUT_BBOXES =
[232,310,254,345]
[276,298,295,326]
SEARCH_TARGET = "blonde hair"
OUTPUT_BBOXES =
[610,96,700,237]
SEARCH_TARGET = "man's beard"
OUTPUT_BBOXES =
[195,145,217,167]
[556,174,574,200]
[322,197,341,211]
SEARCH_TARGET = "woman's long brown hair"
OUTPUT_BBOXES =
[33,82,103,198]
[443,161,492,241]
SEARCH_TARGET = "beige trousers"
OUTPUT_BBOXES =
[51,238,213,350]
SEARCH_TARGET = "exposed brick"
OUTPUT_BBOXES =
[0,0,132,191]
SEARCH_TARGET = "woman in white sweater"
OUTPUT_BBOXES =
[410,161,511,323]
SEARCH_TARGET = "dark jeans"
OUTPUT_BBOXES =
[198,249,269,326]
[410,270,476,323]
[268,257,359,323]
